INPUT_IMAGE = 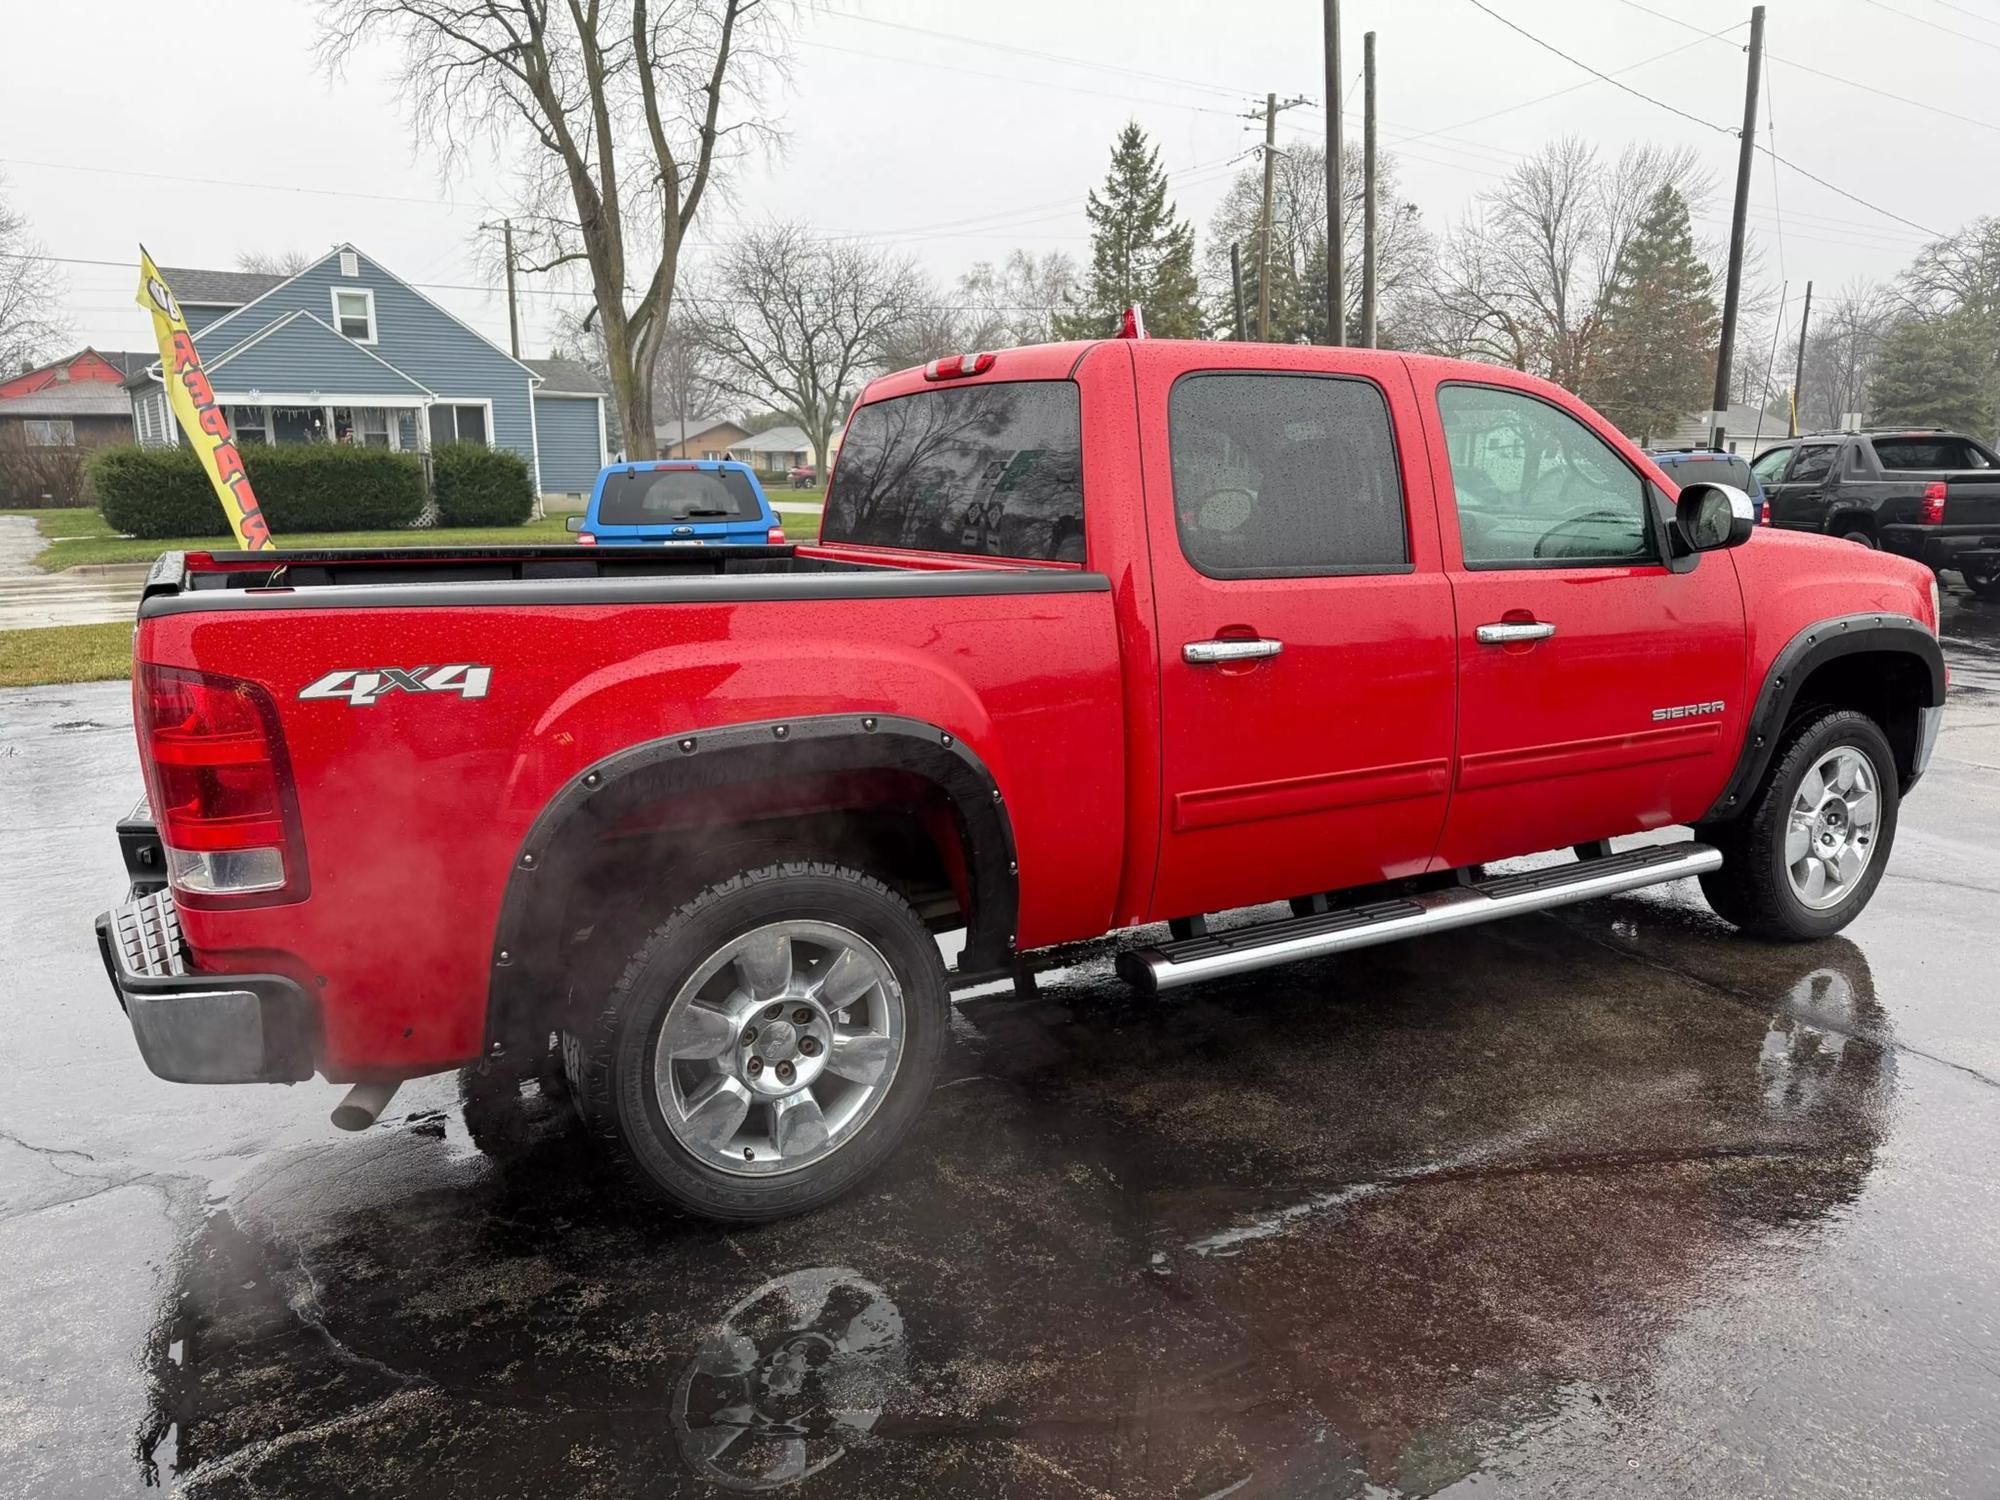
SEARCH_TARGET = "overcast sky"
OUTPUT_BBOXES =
[5,0,1991,360]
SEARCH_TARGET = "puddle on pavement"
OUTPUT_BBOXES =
[131,903,1894,1497]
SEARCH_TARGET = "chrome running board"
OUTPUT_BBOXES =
[1117,843,1723,995]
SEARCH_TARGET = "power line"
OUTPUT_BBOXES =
[1463,0,1942,239]
[1921,0,2000,30]
[1461,0,1730,135]
[1610,0,2000,138]
[1856,0,2000,50]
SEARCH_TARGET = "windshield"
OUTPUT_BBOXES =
[598,468,762,525]
[823,382,1086,562]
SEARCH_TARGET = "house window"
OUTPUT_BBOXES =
[23,420,75,447]
[427,403,489,447]
[702,449,722,461]
[230,406,269,445]
[331,287,376,343]
[333,407,393,448]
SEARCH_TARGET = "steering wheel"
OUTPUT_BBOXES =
[1533,506,1634,560]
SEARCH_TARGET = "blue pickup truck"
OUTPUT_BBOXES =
[567,459,787,546]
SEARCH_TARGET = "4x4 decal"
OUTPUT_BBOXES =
[299,664,491,707]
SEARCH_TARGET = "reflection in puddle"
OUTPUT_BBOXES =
[673,1267,907,1491]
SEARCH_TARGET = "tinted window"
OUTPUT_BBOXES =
[1789,444,1838,484]
[1871,436,1996,470]
[598,468,762,525]
[1750,446,1794,483]
[1168,373,1407,577]
[823,383,1084,561]
[1436,385,1651,566]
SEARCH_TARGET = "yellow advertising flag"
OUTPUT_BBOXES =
[135,248,275,551]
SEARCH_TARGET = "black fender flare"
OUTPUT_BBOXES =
[1701,611,1944,822]
[484,714,1019,1050]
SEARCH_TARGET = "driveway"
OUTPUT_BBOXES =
[3,601,2000,1497]
[0,514,147,630]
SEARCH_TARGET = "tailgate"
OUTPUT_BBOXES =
[1943,476,2000,528]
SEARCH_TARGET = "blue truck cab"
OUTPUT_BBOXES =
[568,459,785,546]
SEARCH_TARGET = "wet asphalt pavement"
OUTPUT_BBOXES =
[5,601,2000,1498]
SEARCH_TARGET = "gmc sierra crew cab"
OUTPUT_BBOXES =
[1749,427,2000,593]
[96,337,1947,1222]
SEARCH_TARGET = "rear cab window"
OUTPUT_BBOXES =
[822,382,1085,562]
[1870,435,1998,470]
[598,467,762,525]
[1656,454,1755,492]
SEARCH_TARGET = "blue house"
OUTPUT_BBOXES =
[126,245,608,497]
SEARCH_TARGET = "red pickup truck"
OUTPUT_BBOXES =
[97,338,1946,1221]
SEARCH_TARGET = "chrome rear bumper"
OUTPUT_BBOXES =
[95,890,317,1084]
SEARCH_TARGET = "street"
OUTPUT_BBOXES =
[1,596,1997,1499]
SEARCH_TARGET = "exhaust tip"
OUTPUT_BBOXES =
[331,1080,402,1131]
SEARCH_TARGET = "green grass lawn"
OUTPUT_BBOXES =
[14,505,822,571]
[0,622,132,688]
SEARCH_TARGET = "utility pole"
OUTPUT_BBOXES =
[1710,3,1764,449]
[1361,30,1377,348]
[1231,242,1249,341]
[1246,92,1310,341]
[1790,279,1813,437]
[482,218,522,359]
[1324,0,1345,345]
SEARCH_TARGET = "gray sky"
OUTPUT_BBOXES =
[5,0,1989,359]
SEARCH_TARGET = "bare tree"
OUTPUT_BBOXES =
[235,249,316,277]
[318,0,785,459]
[0,177,66,376]
[1409,138,1708,390]
[695,224,925,476]
[956,250,1081,347]
[1203,141,1428,343]
[654,309,724,446]
[1782,281,1894,431]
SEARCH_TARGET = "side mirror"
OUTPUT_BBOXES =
[564,515,585,532]
[1674,482,1755,552]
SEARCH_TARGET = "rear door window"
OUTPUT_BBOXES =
[598,468,762,525]
[1787,444,1839,485]
[823,382,1085,561]
[1168,373,1408,577]
[1871,436,1997,470]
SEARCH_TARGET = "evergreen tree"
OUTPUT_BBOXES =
[1588,185,1719,444]
[1055,122,1202,340]
[1868,308,1999,437]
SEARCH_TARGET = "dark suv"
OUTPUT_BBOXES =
[1750,429,2000,595]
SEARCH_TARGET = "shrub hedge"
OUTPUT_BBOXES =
[91,444,427,538]
[431,441,535,527]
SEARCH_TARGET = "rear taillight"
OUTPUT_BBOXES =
[137,663,308,907]
[766,526,786,545]
[1759,498,1770,525]
[1921,481,1947,526]
[575,531,597,545]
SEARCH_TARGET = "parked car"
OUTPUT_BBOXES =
[1748,429,2000,595]
[97,338,1944,1223]
[1645,448,1765,521]
[566,458,786,546]
[788,464,818,489]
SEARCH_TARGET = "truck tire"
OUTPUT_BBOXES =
[572,861,948,1222]
[1836,524,1877,548]
[1962,561,2000,599]
[1698,708,1899,941]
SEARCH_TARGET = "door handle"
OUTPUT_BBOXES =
[1476,621,1557,645]
[1183,638,1284,665]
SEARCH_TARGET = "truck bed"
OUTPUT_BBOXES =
[141,544,1091,617]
